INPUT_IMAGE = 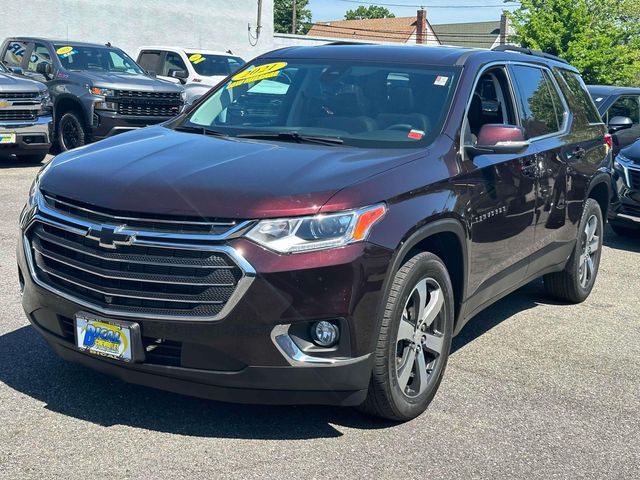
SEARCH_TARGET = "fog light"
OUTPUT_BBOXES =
[311,321,339,347]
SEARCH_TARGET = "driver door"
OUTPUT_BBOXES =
[461,65,539,314]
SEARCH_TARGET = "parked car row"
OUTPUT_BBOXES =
[17,43,617,421]
[588,85,640,236]
[0,38,246,159]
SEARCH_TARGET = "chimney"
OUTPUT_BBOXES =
[500,11,509,45]
[416,9,426,44]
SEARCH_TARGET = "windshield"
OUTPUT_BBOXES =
[54,44,144,74]
[187,53,245,77]
[180,58,459,148]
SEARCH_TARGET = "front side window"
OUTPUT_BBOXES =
[180,59,460,149]
[28,43,52,72]
[511,65,564,139]
[186,53,245,76]
[608,96,640,125]
[161,52,187,77]
[54,44,143,74]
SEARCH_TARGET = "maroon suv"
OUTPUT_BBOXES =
[18,45,611,421]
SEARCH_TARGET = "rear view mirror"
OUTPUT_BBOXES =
[466,124,529,157]
[608,116,633,134]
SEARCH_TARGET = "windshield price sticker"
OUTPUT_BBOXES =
[227,62,288,89]
[56,46,77,58]
[189,53,205,65]
[434,75,449,86]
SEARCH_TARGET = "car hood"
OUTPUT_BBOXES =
[74,71,183,92]
[40,126,425,219]
[0,72,46,93]
[620,140,640,162]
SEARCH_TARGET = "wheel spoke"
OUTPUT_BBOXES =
[589,235,599,252]
[397,347,416,391]
[586,255,595,281]
[423,332,444,355]
[585,216,597,242]
[421,287,444,328]
[397,317,415,342]
[416,350,429,395]
[413,279,428,328]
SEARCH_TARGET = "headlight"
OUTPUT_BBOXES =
[90,86,115,97]
[614,153,629,170]
[246,204,386,254]
[180,89,186,102]
[38,89,52,115]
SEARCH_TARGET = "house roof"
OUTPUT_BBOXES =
[306,16,435,44]
[431,21,501,49]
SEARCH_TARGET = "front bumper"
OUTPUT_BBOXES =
[17,221,392,405]
[89,111,176,141]
[0,115,52,154]
[609,160,640,227]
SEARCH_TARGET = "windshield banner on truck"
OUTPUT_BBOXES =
[226,62,287,89]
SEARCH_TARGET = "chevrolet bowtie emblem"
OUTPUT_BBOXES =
[0,101,11,108]
[87,225,135,249]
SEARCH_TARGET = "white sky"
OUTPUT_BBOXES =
[308,0,518,24]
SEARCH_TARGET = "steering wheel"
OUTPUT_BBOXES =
[384,124,413,131]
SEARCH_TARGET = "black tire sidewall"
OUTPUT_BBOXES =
[385,253,454,419]
[58,112,86,152]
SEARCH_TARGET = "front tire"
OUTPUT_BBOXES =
[57,111,86,151]
[359,252,454,421]
[544,198,603,303]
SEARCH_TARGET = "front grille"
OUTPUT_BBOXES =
[0,91,39,99]
[116,103,181,117]
[627,168,640,190]
[43,193,243,236]
[0,109,38,121]
[113,90,182,117]
[25,196,253,320]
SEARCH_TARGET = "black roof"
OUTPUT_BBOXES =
[587,85,640,96]
[260,44,577,70]
[9,37,118,49]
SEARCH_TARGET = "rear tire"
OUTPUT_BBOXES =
[57,111,86,151]
[610,222,640,237]
[543,198,603,303]
[358,252,454,421]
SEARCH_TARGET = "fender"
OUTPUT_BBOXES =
[54,94,92,128]
[371,216,469,348]
[586,169,612,217]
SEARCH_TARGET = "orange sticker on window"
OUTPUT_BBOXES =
[227,62,287,88]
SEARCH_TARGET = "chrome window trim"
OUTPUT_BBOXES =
[22,195,256,322]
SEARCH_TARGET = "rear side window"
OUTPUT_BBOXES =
[3,40,28,66]
[608,96,640,124]
[556,69,602,124]
[137,51,161,72]
[510,65,564,139]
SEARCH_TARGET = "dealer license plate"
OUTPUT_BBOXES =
[0,133,16,144]
[75,313,135,362]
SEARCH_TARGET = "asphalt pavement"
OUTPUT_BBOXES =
[0,155,638,479]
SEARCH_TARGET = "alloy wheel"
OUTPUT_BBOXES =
[579,214,599,288]
[396,277,446,398]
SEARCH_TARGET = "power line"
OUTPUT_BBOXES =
[337,0,519,8]
[306,22,504,38]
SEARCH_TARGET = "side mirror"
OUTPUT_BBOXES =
[466,124,529,158]
[145,69,156,77]
[36,62,52,77]
[169,69,188,84]
[8,66,24,75]
[608,116,633,134]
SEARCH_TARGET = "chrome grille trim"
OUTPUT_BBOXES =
[23,193,256,321]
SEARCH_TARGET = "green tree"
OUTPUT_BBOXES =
[345,5,395,20]
[508,0,640,86]
[274,0,312,34]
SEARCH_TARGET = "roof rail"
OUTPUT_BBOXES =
[491,45,569,65]
[323,41,373,46]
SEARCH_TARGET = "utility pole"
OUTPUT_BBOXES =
[292,0,297,34]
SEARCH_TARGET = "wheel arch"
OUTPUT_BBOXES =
[54,95,89,128]
[586,172,611,220]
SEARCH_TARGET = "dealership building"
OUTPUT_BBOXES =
[2,0,275,60]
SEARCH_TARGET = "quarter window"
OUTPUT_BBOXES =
[556,69,601,125]
[511,65,564,139]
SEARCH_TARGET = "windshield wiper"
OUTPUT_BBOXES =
[236,131,344,146]
[174,125,228,138]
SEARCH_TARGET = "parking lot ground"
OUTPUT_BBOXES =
[0,156,638,479]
